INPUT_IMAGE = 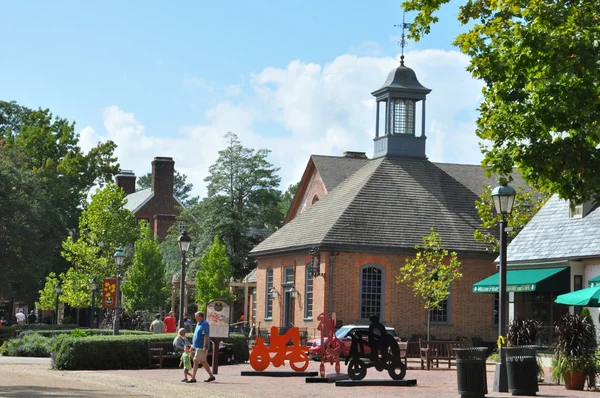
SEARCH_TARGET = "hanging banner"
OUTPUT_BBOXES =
[102,278,117,309]
[206,300,230,339]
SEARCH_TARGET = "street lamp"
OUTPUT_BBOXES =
[90,278,97,329]
[54,281,62,325]
[309,245,324,278]
[491,181,516,393]
[113,248,126,336]
[178,230,192,329]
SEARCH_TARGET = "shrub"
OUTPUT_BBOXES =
[19,329,151,338]
[53,334,178,370]
[227,333,249,362]
[506,318,541,346]
[70,329,89,338]
[0,340,7,355]
[5,333,52,357]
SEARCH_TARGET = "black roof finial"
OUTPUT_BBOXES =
[394,10,412,67]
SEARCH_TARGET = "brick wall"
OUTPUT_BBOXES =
[255,251,497,341]
[294,170,328,218]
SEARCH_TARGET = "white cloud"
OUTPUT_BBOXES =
[78,49,483,199]
[349,41,384,57]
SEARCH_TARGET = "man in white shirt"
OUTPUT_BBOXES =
[15,312,26,325]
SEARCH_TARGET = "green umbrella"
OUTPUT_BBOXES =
[554,286,600,307]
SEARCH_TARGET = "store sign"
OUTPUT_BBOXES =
[472,283,536,293]
[102,278,117,309]
[206,300,230,339]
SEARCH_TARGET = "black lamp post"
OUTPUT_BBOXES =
[178,230,192,329]
[309,245,324,279]
[90,278,97,329]
[491,181,516,393]
[113,248,125,336]
[54,281,62,325]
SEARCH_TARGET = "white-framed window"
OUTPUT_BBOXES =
[359,264,385,320]
[570,203,583,218]
[178,221,186,233]
[265,268,273,319]
[305,265,313,319]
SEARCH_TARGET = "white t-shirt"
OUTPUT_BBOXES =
[15,313,26,323]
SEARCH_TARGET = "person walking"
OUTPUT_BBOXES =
[188,311,215,383]
[164,311,177,333]
[27,311,37,325]
[149,314,165,334]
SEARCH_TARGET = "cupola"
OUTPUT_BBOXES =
[371,60,431,158]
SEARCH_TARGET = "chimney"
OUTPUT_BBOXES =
[151,157,175,197]
[115,170,136,195]
[342,151,368,159]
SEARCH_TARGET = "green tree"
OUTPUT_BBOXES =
[196,132,282,279]
[61,183,140,298]
[402,1,600,203]
[0,100,119,307]
[35,273,61,311]
[474,185,550,253]
[137,169,198,206]
[0,144,53,306]
[397,228,462,340]
[195,236,235,311]
[122,224,170,312]
[279,182,299,220]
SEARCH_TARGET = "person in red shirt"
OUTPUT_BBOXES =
[164,311,177,333]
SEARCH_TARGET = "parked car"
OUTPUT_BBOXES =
[306,325,402,360]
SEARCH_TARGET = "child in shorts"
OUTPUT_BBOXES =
[180,345,193,382]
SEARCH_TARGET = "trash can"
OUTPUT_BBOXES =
[504,346,539,396]
[455,347,488,397]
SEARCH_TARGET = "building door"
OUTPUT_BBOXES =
[283,290,293,328]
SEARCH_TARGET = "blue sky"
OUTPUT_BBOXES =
[1,1,482,197]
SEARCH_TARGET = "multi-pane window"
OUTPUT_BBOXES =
[178,221,186,233]
[265,268,273,319]
[360,265,384,320]
[305,265,313,319]
[251,287,257,325]
[284,267,294,284]
[570,203,583,218]
[430,298,450,323]
[393,99,415,135]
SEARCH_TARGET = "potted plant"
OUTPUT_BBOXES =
[552,312,597,390]
[503,318,541,395]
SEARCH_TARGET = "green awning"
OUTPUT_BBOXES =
[589,275,600,287]
[472,267,569,294]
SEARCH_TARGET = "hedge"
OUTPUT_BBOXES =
[53,333,250,370]
[18,329,151,338]
[53,334,179,370]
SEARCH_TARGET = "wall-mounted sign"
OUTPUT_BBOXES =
[102,278,117,309]
[206,300,230,339]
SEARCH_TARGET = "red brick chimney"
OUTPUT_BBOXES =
[115,170,136,195]
[342,151,368,159]
[151,157,175,197]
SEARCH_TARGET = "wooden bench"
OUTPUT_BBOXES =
[419,339,470,370]
[148,341,181,369]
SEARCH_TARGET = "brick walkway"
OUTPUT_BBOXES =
[105,360,599,398]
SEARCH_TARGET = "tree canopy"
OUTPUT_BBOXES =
[402,1,600,203]
[195,236,235,311]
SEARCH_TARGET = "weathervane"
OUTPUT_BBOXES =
[394,10,412,66]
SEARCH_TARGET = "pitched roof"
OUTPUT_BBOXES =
[242,268,257,283]
[433,163,529,196]
[252,157,493,257]
[311,155,370,191]
[124,188,154,213]
[507,195,600,263]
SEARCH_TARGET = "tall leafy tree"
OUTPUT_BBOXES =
[35,273,60,311]
[195,236,235,311]
[122,224,169,312]
[197,132,282,279]
[0,100,119,308]
[279,182,299,221]
[61,183,140,300]
[397,228,462,340]
[137,169,198,205]
[474,185,549,253]
[402,1,600,203]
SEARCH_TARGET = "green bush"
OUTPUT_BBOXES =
[53,334,178,370]
[0,340,7,355]
[10,324,79,331]
[227,333,249,362]
[19,329,151,338]
[5,333,52,357]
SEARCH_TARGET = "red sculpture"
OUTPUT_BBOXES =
[250,326,309,372]
[317,312,341,377]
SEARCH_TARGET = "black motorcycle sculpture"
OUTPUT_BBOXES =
[344,315,407,380]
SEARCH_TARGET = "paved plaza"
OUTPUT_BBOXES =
[0,357,599,397]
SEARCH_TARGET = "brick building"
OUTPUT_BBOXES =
[115,156,184,241]
[250,60,527,342]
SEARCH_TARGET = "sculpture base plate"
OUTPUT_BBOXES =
[241,371,318,377]
[305,373,349,383]
[335,379,417,387]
